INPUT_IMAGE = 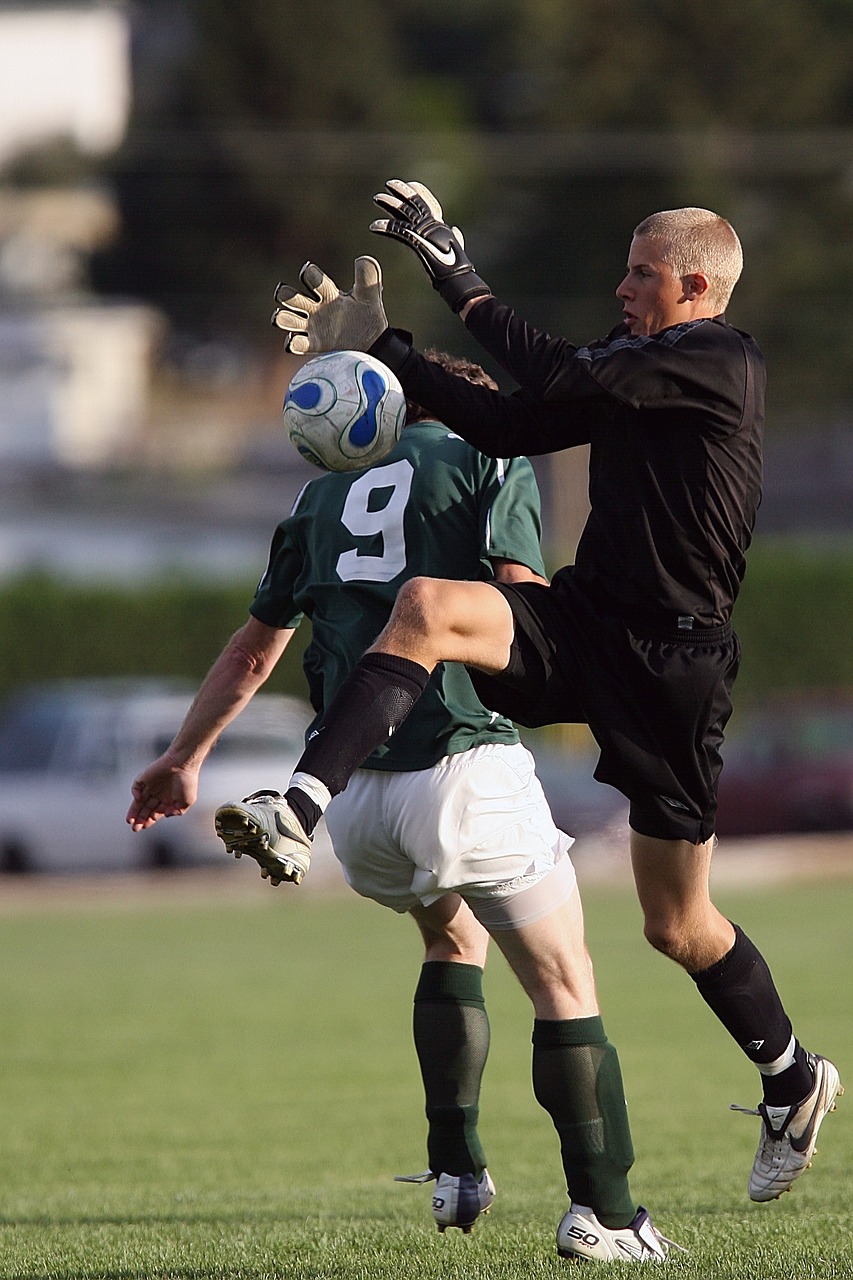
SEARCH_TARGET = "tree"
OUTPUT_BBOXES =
[91,0,853,413]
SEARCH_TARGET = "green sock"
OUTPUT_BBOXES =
[413,962,489,1176]
[532,1015,637,1229]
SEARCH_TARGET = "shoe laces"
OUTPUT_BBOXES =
[635,1209,688,1257]
[727,1095,794,1146]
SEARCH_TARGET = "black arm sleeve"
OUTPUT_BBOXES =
[370,303,599,459]
[464,296,597,398]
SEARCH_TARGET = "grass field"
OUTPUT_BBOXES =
[0,869,850,1279]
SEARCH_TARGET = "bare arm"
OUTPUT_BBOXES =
[126,616,295,830]
[492,557,549,587]
[460,295,489,323]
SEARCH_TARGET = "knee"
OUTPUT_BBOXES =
[642,915,690,965]
[392,577,443,635]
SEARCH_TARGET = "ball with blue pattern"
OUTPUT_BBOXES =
[283,350,406,472]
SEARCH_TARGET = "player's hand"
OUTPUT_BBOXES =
[126,756,199,831]
[271,256,387,354]
[370,179,491,314]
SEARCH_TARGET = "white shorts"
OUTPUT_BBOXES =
[324,741,576,930]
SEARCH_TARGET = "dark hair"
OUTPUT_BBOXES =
[405,348,499,424]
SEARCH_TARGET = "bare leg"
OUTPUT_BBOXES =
[630,830,734,972]
[630,828,815,1108]
[369,577,516,674]
[466,883,634,1228]
[410,892,490,967]
[489,886,599,1019]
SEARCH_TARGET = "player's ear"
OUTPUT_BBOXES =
[683,272,710,300]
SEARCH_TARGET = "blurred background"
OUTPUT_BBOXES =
[1,0,852,870]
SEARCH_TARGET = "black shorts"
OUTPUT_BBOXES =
[470,572,741,844]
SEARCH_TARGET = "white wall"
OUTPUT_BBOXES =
[0,304,162,467]
[0,5,130,165]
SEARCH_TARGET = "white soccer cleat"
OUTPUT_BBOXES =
[394,1168,496,1234]
[731,1053,843,1202]
[214,790,312,886]
[556,1204,685,1263]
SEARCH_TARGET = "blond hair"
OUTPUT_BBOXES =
[634,208,743,312]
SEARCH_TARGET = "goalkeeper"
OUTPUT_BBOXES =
[255,183,841,1209]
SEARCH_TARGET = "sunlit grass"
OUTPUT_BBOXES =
[0,871,850,1278]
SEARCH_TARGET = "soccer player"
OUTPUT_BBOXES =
[254,182,842,1206]
[126,351,678,1263]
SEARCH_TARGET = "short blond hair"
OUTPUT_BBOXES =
[634,208,743,312]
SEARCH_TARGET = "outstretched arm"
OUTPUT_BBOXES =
[370,179,491,314]
[126,617,294,831]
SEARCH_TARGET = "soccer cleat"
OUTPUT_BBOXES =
[394,1168,496,1234]
[731,1053,843,1202]
[214,790,312,886]
[556,1204,685,1263]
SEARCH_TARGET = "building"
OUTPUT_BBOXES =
[0,2,161,470]
[0,2,129,167]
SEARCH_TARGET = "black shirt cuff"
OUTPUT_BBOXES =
[368,328,415,375]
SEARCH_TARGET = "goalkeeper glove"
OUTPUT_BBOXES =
[370,179,491,314]
[271,255,387,354]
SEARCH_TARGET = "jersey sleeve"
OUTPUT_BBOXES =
[466,301,751,436]
[249,513,306,630]
[480,455,547,578]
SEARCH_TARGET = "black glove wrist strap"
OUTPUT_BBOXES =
[368,327,416,374]
[438,274,491,314]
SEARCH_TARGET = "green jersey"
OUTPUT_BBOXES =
[251,421,546,770]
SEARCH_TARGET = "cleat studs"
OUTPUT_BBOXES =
[437,1225,446,1234]
[234,850,242,859]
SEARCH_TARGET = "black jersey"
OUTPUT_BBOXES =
[381,302,764,626]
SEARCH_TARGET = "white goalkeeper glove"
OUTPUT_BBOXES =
[271,255,387,354]
[370,179,491,314]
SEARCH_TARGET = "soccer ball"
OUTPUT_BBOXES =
[283,350,406,472]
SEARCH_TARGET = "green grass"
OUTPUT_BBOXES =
[0,873,850,1279]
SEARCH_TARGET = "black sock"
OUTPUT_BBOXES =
[283,790,322,838]
[761,1042,815,1107]
[413,962,489,1176]
[532,1017,636,1229]
[296,652,430,799]
[691,924,801,1079]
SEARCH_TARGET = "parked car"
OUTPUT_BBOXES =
[715,693,853,837]
[0,679,314,874]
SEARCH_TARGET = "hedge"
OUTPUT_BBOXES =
[731,541,853,700]
[0,573,310,703]
[1,542,851,706]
